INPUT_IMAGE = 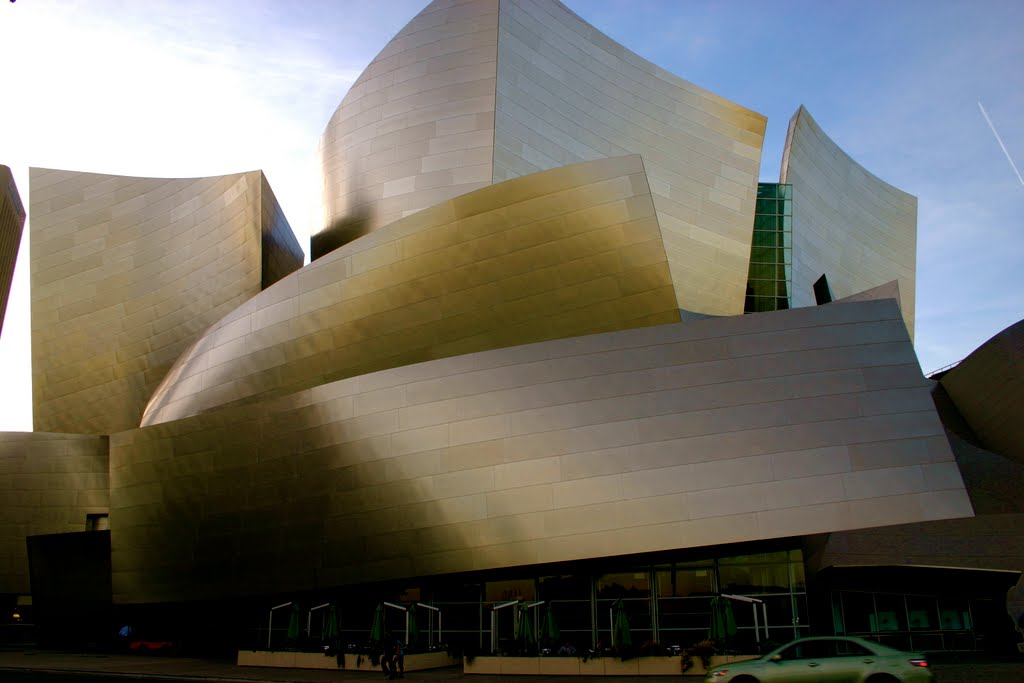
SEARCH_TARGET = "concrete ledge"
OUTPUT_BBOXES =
[463,654,759,676]
[237,650,457,671]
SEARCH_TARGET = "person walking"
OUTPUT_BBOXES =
[381,633,396,680]
[393,636,405,678]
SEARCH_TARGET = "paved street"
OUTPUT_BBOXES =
[0,651,1022,683]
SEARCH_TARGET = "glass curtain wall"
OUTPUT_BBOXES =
[421,550,807,652]
[832,590,996,652]
[745,183,793,313]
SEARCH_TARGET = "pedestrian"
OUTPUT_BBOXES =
[381,633,396,679]
[393,636,405,678]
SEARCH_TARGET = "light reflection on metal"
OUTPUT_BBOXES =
[143,155,679,426]
[30,168,302,435]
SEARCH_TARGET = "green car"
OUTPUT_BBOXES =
[705,636,933,682]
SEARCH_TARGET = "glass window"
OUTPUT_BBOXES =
[485,579,535,603]
[539,575,590,600]
[791,561,805,590]
[657,568,712,597]
[658,596,713,631]
[438,602,481,633]
[548,599,592,633]
[906,595,938,630]
[873,594,906,632]
[938,598,971,630]
[431,582,480,601]
[596,572,649,598]
[719,563,791,593]
[834,639,873,656]
[840,592,874,633]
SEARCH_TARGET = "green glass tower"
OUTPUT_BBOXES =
[745,183,792,313]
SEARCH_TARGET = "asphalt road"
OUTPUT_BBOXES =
[5,662,1024,683]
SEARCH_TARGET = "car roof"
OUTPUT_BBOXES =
[774,636,916,656]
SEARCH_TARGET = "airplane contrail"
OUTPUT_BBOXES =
[978,101,1024,187]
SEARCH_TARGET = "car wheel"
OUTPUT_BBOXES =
[865,675,899,683]
[731,676,760,683]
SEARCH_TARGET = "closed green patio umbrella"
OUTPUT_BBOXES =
[286,603,302,644]
[540,603,560,646]
[370,602,386,643]
[612,599,631,649]
[515,602,535,649]
[708,596,737,645]
[324,604,339,645]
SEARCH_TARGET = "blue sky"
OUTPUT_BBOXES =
[0,0,1020,431]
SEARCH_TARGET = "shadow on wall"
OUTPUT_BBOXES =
[312,207,372,261]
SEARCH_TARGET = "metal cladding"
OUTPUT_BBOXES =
[30,168,303,436]
[940,318,1024,462]
[781,106,917,337]
[493,0,765,317]
[143,156,680,426]
[12,0,991,623]
[0,432,109,594]
[316,0,499,259]
[111,298,971,603]
[817,434,1024,622]
[317,0,766,316]
[0,165,26,336]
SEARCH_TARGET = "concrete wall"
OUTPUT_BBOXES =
[142,156,680,426]
[781,106,917,337]
[494,0,766,316]
[111,298,971,604]
[0,432,109,594]
[30,168,301,434]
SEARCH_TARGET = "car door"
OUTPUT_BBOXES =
[766,640,840,682]
[827,638,879,682]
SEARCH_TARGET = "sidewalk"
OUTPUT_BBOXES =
[1,649,1023,683]
[0,650,432,683]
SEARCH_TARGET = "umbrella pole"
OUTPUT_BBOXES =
[753,603,760,643]
[609,607,614,648]
[268,601,292,650]
[405,610,410,645]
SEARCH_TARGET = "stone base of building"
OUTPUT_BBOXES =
[237,650,457,671]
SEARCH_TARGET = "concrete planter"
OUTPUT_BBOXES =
[463,654,759,676]
[237,650,457,672]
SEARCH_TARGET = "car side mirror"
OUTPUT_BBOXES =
[769,655,782,662]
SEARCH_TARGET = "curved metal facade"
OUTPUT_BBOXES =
[940,318,1024,462]
[317,0,499,257]
[494,0,765,316]
[318,0,766,316]
[30,168,302,435]
[143,156,680,426]
[111,298,971,604]
[781,106,917,337]
[0,432,108,594]
[0,165,25,336]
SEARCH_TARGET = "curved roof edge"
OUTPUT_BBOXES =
[940,318,1024,462]
[780,106,915,201]
[779,105,917,340]
[143,155,681,426]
